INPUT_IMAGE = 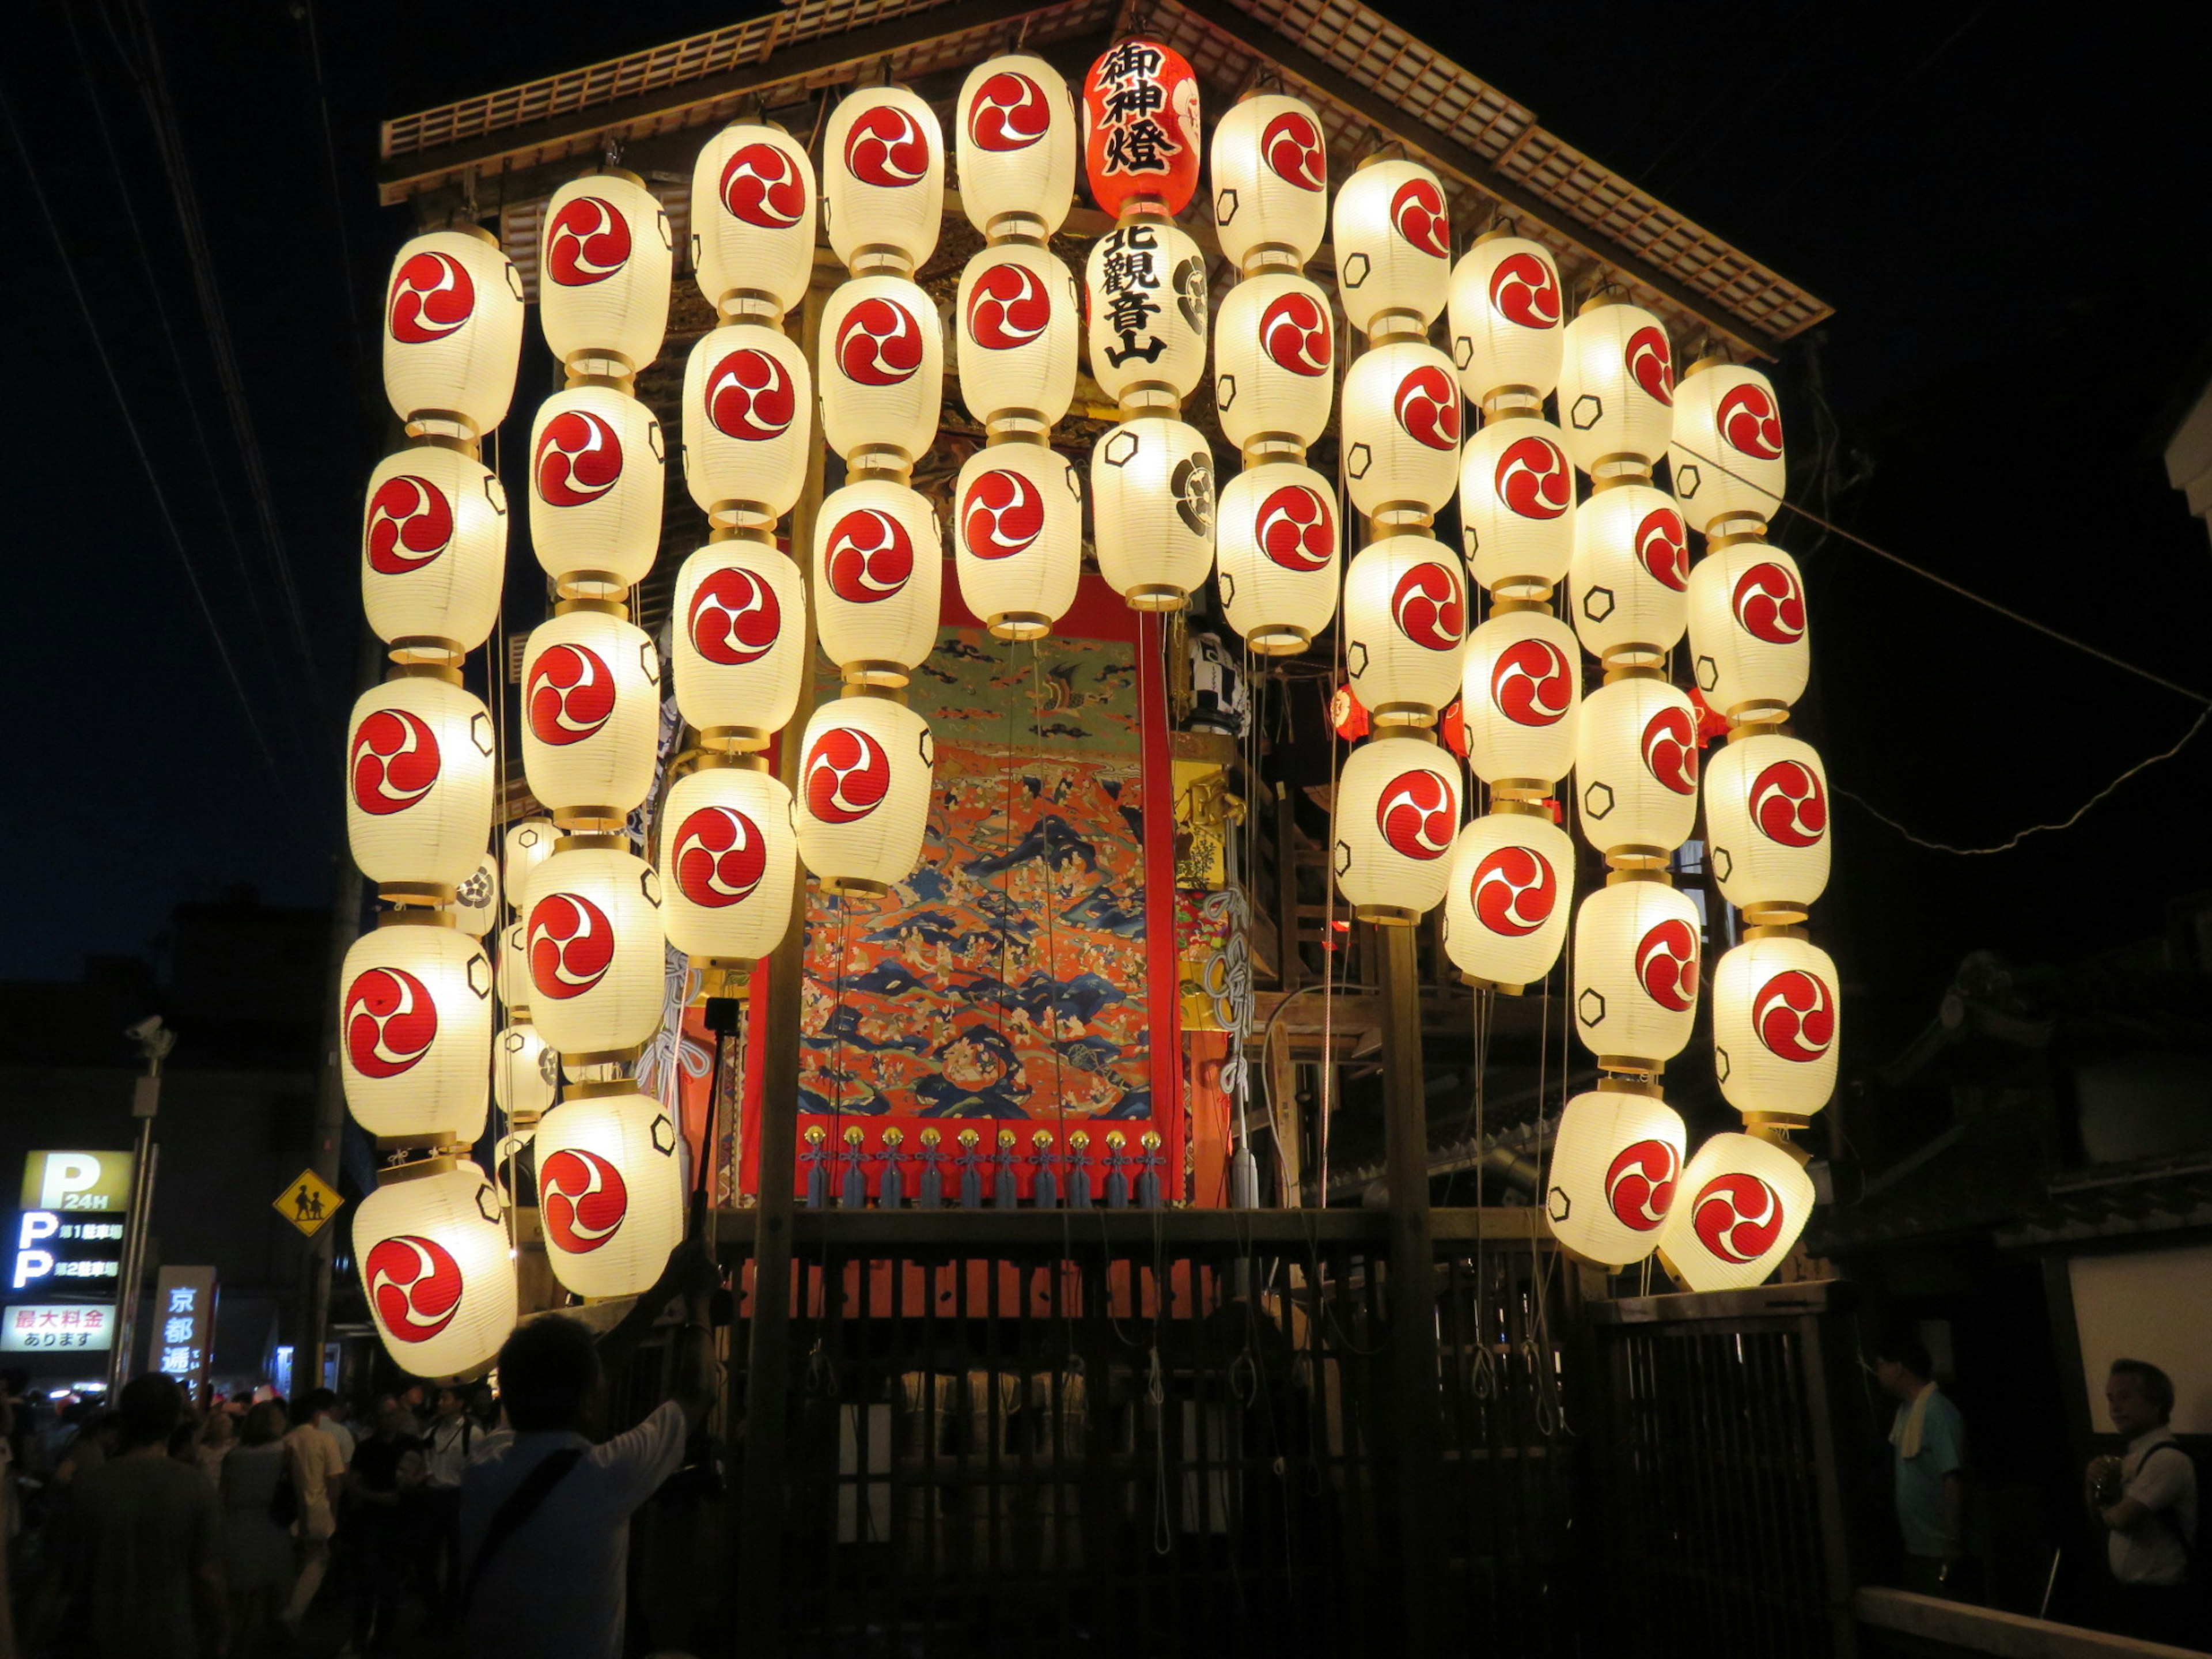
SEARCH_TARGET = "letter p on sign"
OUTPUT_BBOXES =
[39,1154,103,1210]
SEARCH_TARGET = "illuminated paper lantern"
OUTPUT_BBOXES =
[1458,414,1574,599]
[1441,808,1574,991]
[1214,272,1334,455]
[1571,876,1702,1067]
[1574,676,1700,862]
[953,440,1082,639]
[1214,460,1339,654]
[520,606,661,830]
[1333,734,1462,923]
[1569,480,1688,667]
[527,384,664,596]
[1659,1133,1815,1293]
[535,1085,684,1301]
[1558,298,1674,477]
[820,275,943,472]
[538,171,673,379]
[671,540,805,749]
[338,916,492,1143]
[493,1022,558,1123]
[1448,232,1564,415]
[1210,93,1328,272]
[660,762,798,979]
[503,819,557,918]
[681,323,812,532]
[452,854,499,938]
[1544,1087,1687,1267]
[497,920,532,1020]
[1459,609,1581,790]
[1081,38,1202,219]
[957,55,1077,240]
[346,671,495,902]
[1687,537,1809,721]
[1669,361,1786,535]
[794,693,935,896]
[356,1160,516,1378]
[824,86,945,274]
[1086,216,1207,409]
[362,445,506,661]
[1091,416,1214,609]
[1713,934,1839,1120]
[691,122,816,322]
[1331,159,1450,339]
[1703,732,1830,919]
[525,839,665,1060]
[1342,339,1460,523]
[957,243,1079,432]
[1342,535,1465,722]
[381,226,525,441]
[814,480,942,680]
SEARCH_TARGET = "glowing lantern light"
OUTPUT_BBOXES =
[525,838,665,1061]
[1214,272,1335,455]
[1703,732,1831,921]
[452,854,499,938]
[497,920,532,1020]
[681,323,812,533]
[691,123,816,323]
[381,226,525,442]
[824,86,945,275]
[503,819,557,918]
[1210,93,1328,273]
[1086,217,1207,410]
[1458,414,1574,599]
[1574,675,1700,863]
[345,671,494,902]
[1459,608,1581,791]
[519,605,661,831]
[953,440,1082,639]
[1081,39,1202,218]
[1571,875,1702,1068]
[1092,416,1214,609]
[820,276,944,472]
[493,1022,558,1123]
[1544,1086,1687,1267]
[661,761,798,983]
[355,1159,516,1377]
[1670,361,1786,535]
[537,171,672,380]
[957,55,1077,240]
[1687,537,1810,722]
[535,1084,684,1301]
[1342,339,1460,524]
[957,243,1079,433]
[1441,808,1574,991]
[1332,734,1462,923]
[1569,480,1689,668]
[1448,232,1565,416]
[527,385,664,596]
[1558,297,1674,478]
[1214,460,1339,655]
[1658,1133,1815,1293]
[337,915,492,1142]
[1331,159,1450,339]
[671,540,805,749]
[1342,535,1465,722]
[814,480,942,681]
[794,692,935,896]
[1713,934,1840,1120]
[362,446,506,662]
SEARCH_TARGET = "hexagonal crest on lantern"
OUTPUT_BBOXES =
[1571,395,1604,431]
[1341,252,1370,289]
[1547,1185,1571,1224]
[1712,845,1734,881]
[1577,987,1607,1027]
[1347,444,1373,479]
[467,954,494,999]
[652,1112,678,1154]
[475,1184,503,1224]
[1216,373,1238,410]
[1103,430,1140,468]
[1215,187,1240,225]
[1582,586,1616,623]
[1582,781,1615,820]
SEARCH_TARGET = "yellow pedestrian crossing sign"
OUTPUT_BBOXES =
[275,1169,343,1237]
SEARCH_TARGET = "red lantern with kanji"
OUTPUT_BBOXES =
[1081,39,1202,218]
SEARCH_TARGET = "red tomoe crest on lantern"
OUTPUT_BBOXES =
[1259,290,1331,376]
[1495,435,1569,520]
[527,645,615,745]
[1392,561,1463,650]
[1389,176,1450,258]
[704,347,796,441]
[1733,562,1806,644]
[534,410,623,507]
[528,892,616,1000]
[720,143,808,228]
[844,104,932,187]
[673,806,768,908]
[1637,506,1689,590]
[687,566,781,666]
[1262,109,1325,190]
[365,1235,463,1342]
[1751,759,1826,847]
[1490,639,1573,727]
[1641,706,1699,795]
[1635,918,1699,1012]
[1718,382,1784,460]
[963,469,1043,560]
[836,299,924,386]
[540,1149,628,1254]
[968,71,1050,151]
[965,263,1051,349]
[1257,484,1333,571]
[344,967,437,1078]
[1376,770,1455,861]
[387,251,474,343]
[544,196,632,287]
[1472,844,1555,937]
[805,727,891,823]
[824,508,915,603]
[1082,39,1200,217]
[1626,326,1673,406]
[1605,1139,1679,1233]
[1395,365,1459,449]
[1488,253,1561,330]
[1755,969,1835,1063]
[1692,1173,1782,1264]
[350,710,440,816]
[365,476,453,574]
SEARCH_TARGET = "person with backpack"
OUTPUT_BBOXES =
[2088,1357,2199,1646]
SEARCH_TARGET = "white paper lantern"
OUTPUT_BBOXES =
[497,919,532,1019]
[1574,676,1700,861]
[503,819,557,918]
[1459,415,1574,599]
[356,1160,516,1378]
[362,446,506,660]
[1704,733,1830,918]
[957,56,1077,241]
[953,441,1082,639]
[525,840,665,1060]
[338,917,492,1142]
[661,763,798,974]
[820,276,944,471]
[1713,935,1839,1120]
[1343,340,1460,522]
[814,480,942,679]
[794,693,935,896]
[957,243,1078,431]
[1210,94,1328,272]
[1448,233,1564,414]
[492,1022,558,1123]
[538,172,672,378]
[1092,416,1214,609]
[1558,298,1674,477]
[1086,217,1208,409]
[1343,535,1465,721]
[1669,361,1786,534]
[535,1085,685,1300]
[1214,461,1339,654]
[1213,272,1335,455]
[681,323,812,531]
[381,227,524,441]
[1569,480,1688,666]
[1440,809,1574,991]
[671,541,805,748]
[1687,538,1809,721]
[527,385,664,596]
[824,86,945,274]
[520,607,661,830]
[1332,734,1462,922]
[453,854,499,938]
[346,672,495,901]
[1544,1088,1687,1267]
[1330,159,1450,338]
[1572,876,1702,1067]
[1459,609,1581,790]
[691,123,816,321]
[1659,1133,1815,1293]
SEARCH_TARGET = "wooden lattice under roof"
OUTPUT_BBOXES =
[378,0,1830,355]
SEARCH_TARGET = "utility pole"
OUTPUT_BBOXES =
[109,1016,176,1391]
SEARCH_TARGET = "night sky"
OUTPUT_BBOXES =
[6,1,2208,1063]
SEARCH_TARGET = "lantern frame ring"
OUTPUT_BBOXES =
[380,880,459,907]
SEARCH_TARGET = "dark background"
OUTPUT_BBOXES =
[4,0,2208,1070]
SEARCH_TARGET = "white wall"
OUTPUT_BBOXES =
[2069,1244,2212,1434]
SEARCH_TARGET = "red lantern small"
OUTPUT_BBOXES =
[1081,39,1202,218]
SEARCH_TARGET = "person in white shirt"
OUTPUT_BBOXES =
[279,1388,348,1633]
[2087,1358,2199,1646]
